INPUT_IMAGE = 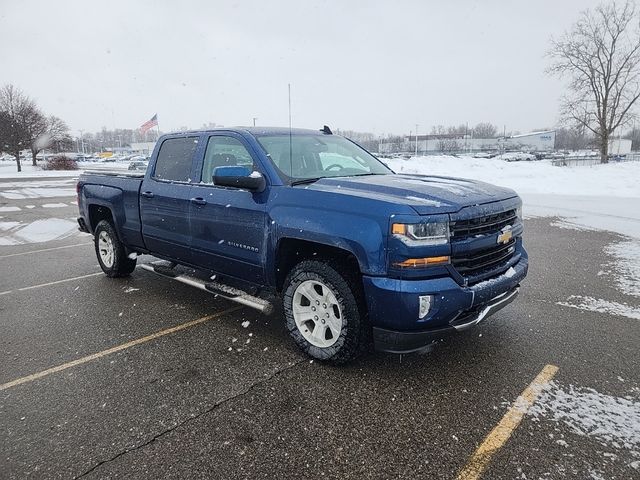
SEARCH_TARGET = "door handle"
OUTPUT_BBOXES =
[141,191,154,199]
[190,197,207,206]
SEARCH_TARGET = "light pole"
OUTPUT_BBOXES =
[415,124,419,156]
[79,130,85,154]
[252,117,258,127]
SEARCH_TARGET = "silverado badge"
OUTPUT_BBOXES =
[497,227,513,245]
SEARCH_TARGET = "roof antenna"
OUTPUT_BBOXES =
[288,83,293,177]
[321,125,332,135]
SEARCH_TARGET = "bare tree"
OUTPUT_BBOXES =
[472,122,498,138]
[548,1,640,163]
[30,115,71,164]
[0,85,45,172]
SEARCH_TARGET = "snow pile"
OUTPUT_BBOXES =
[385,155,640,198]
[529,382,640,451]
[557,295,640,320]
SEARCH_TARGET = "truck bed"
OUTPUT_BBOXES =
[77,172,145,250]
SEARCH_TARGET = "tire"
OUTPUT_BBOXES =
[283,259,368,364]
[94,220,137,277]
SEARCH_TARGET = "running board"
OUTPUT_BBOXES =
[139,263,274,315]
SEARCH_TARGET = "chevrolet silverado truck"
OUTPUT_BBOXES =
[77,126,528,363]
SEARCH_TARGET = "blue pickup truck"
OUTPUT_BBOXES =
[77,126,528,363]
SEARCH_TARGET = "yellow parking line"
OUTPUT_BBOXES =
[0,306,242,391]
[456,364,559,480]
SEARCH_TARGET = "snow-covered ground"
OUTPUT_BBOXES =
[0,161,128,179]
[386,155,640,239]
[385,155,639,198]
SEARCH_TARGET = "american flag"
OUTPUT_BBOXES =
[139,114,158,133]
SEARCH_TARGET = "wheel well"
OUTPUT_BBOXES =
[275,238,361,292]
[88,205,114,232]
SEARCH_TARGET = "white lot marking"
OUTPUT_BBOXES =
[456,365,559,480]
[0,242,93,259]
[41,203,68,208]
[0,206,21,212]
[557,295,640,320]
[0,179,76,189]
[24,205,35,209]
[0,187,76,200]
[0,272,104,296]
[0,306,242,391]
[604,240,640,298]
[0,221,20,231]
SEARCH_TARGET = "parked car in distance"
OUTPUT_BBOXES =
[128,160,149,171]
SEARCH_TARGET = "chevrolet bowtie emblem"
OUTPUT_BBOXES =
[497,228,513,245]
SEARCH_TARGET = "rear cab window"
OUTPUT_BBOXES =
[153,136,199,182]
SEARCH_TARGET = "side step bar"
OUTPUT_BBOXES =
[139,263,274,315]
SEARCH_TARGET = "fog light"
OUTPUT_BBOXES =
[419,295,433,319]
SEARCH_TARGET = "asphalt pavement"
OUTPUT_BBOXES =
[1,175,639,479]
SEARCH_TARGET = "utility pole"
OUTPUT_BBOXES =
[415,124,419,156]
[79,130,84,154]
[252,117,258,127]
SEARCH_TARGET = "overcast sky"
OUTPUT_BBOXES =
[0,0,604,136]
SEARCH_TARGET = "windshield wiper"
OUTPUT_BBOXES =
[290,177,323,186]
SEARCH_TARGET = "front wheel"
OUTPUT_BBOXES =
[283,260,368,364]
[94,220,137,277]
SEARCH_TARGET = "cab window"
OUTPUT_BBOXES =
[201,136,255,183]
[153,137,198,182]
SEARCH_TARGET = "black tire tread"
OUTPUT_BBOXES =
[94,220,137,278]
[282,258,368,364]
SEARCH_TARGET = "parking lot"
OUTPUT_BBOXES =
[1,175,639,479]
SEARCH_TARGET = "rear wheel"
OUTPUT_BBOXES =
[283,259,367,363]
[94,220,137,277]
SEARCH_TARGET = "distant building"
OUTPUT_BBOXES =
[129,142,157,155]
[379,130,556,154]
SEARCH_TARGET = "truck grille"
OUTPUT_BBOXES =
[450,209,518,284]
[451,239,516,276]
[450,209,517,240]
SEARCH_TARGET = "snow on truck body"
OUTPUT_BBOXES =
[76,127,528,362]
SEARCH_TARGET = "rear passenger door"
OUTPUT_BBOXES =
[189,133,267,283]
[140,136,200,263]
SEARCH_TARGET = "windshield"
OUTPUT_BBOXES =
[256,134,392,182]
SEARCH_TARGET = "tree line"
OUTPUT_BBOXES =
[0,85,71,172]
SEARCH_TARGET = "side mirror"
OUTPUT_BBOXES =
[213,166,266,192]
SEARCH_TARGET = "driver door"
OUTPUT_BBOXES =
[189,133,267,283]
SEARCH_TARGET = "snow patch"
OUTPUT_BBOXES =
[550,219,598,232]
[529,382,640,451]
[557,295,640,320]
[0,206,20,212]
[604,241,640,297]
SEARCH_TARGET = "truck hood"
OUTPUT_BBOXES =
[303,174,518,214]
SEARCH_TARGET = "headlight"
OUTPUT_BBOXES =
[392,221,450,246]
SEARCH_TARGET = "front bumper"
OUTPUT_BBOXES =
[372,286,519,353]
[363,251,528,353]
